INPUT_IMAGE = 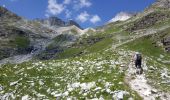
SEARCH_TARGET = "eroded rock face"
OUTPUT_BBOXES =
[162,36,170,52]
[127,12,170,31]
[66,20,82,29]
[0,6,83,61]
[0,7,33,60]
[36,17,82,29]
[152,0,170,9]
[0,26,33,60]
[37,17,65,27]
[0,6,21,21]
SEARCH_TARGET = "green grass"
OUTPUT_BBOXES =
[122,35,169,59]
[14,36,30,48]
[46,26,126,60]
[70,29,78,35]
[0,22,144,99]
[0,48,141,99]
[104,26,121,34]
[125,10,170,31]
[121,34,170,93]
[56,47,85,59]
[86,37,113,52]
[53,34,70,42]
[146,60,170,92]
[56,36,113,59]
[54,25,130,60]
[47,34,75,50]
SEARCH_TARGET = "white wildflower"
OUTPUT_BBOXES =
[21,95,29,100]
[79,67,84,71]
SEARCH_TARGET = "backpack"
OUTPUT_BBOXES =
[136,54,142,61]
[136,67,143,74]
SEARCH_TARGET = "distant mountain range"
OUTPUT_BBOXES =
[35,17,82,29]
[0,0,170,62]
[0,6,83,60]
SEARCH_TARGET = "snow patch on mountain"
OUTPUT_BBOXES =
[108,12,133,23]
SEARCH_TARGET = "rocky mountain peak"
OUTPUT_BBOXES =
[36,16,65,27]
[66,19,82,29]
[0,6,21,21]
[36,17,82,29]
[152,0,170,9]
[0,6,7,13]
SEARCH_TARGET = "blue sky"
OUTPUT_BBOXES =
[0,0,156,28]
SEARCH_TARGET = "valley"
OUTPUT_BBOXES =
[0,0,170,99]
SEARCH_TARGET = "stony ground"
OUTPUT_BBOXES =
[0,44,170,100]
[125,55,170,100]
[0,49,141,100]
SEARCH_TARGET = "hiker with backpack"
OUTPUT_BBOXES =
[133,52,143,74]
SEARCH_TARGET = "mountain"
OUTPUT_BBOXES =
[0,6,83,61]
[0,0,170,99]
[0,6,21,21]
[108,12,134,23]
[36,17,65,27]
[66,19,82,29]
[151,0,170,9]
[0,7,32,60]
[36,17,82,29]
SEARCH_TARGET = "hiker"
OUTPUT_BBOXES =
[133,52,143,74]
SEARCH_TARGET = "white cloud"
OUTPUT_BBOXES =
[76,11,90,23]
[73,0,92,10]
[79,0,92,7]
[45,0,93,20]
[65,9,72,18]
[76,12,101,24]
[63,0,71,5]
[46,0,65,16]
[2,5,6,8]
[90,15,101,24]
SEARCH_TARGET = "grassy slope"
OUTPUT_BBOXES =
[121,34,170,92]
[13,36,30,48]
[56,25,130,60]
[0,24,142,99]
[0,45,141,100]
[1,8,170,99]
[57,37,113,59]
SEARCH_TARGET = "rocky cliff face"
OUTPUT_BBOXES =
[36,17,65,27]
[0,25,33,60]
[124,0,170,52]
[151,0,170,9]
[0,6,83,60]
[162,36,170,52]
[36,17,82,29]
[127,11,170,31]
[66,20,82,29]
[0,7,32,60]
[0,6,21,22]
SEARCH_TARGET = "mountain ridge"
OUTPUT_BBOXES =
[0,6,21,22]
[35,17,82,29]
[151,0,170,9]
[0,6,85,61]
